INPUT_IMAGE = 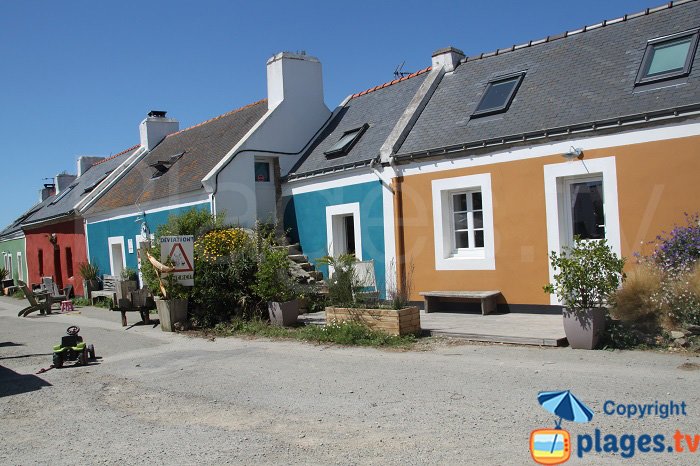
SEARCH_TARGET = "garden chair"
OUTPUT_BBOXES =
[42,276,67,306]
[16,280,51,317]
[353,260,379,303]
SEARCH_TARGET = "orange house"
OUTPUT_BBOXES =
[382,2,700,310]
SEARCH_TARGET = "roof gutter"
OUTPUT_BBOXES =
[392,103,700,164]
[20,209,77,229]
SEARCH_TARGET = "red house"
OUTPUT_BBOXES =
[21,147,140,296]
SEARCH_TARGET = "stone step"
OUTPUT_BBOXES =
[288,254,308,264]
[308,270,325,282]
[300,262,315,272]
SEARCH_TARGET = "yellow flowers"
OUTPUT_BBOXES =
[195,228,250,262]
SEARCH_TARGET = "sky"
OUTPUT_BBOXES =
[0,0,658,228]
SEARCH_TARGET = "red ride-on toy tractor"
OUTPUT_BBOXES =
[52,326,96,368]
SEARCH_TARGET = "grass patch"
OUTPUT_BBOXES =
[72,297,91,307]
[11,289,25,300]
[211,319,417,348]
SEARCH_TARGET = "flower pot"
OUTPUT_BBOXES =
[155,298,188,332]
[325,306,421,336]
[563,307,607,350]
[268,299,299,326]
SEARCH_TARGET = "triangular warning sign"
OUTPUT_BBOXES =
[167,243,194,272]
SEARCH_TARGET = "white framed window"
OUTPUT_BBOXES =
[3,253,12,279]
[432,173,495,270]
[17,252,24,282]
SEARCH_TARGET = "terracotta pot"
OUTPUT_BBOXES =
[155,298,188,332]
[268,299,299,326]
[563,307,607,350]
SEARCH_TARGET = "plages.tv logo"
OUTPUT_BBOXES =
[530,390,594,465]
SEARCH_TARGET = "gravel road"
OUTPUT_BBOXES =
[1,296,699,465]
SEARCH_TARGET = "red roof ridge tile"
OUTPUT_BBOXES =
[92,143,141,166]
[462,0,696,63]
[350,66,432,99]
[168,99,268,137]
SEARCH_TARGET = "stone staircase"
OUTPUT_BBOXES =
[275,242,325,286]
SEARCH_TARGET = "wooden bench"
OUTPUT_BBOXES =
[90,275,117,305]
[419,291,502,315]
[112,289,156,327]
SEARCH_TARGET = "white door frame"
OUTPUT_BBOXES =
[108,236,127,277]
[326,203,362,261]
[544,156,621,305]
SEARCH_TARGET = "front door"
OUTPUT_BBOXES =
[110,242,125,277]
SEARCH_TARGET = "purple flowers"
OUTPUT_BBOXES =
[651,213,700,276]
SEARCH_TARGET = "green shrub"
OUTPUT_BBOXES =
[0,267,9,282]
[12,289,25,299]
[212,319,416,348]
[120,267,138,282]
[78,262,99,281]
[544,238,625,313]
[297,321,416,347]
[72,297,91,307]
[190,228,259,327]
[253,246,298,303]
[316,254,357,307]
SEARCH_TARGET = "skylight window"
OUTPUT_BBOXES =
[82,174,109,194]
[472,73,525,117]
[149,152,184,179]
[324,124,369,157]
[636,29,699,84]
[50,185,76,205]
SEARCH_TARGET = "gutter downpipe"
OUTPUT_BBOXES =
[391,175,406,296]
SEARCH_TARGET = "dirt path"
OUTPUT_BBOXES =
[1,297,699,465]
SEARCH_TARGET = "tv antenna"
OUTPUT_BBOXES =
[393,61,413,79]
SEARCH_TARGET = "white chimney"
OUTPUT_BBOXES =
[77,156,106,177]
[55,173,77,194]
[431,46,465,72]
[266,52,325,110]
[139,110,179,151]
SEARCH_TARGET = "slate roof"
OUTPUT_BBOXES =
[0,198,52,239]
[397,0,700,156]
[88,99,268,214]
[288,68,430,178]
[20,145,140,227]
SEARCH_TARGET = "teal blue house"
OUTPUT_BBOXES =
[82,104,267,278]
[283,67,433,297]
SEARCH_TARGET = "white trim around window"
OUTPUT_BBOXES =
[544,156,621,305]
[431,173,495,270]
[17,252,24,282]
[325,202,363,261]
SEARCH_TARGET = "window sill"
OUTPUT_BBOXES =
[436,254,495,271]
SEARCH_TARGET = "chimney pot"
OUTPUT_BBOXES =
[148,110,167,118]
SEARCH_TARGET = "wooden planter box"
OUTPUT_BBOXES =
[325,306,420,336]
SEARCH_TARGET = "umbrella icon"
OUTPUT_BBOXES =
[538,390,594,428]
